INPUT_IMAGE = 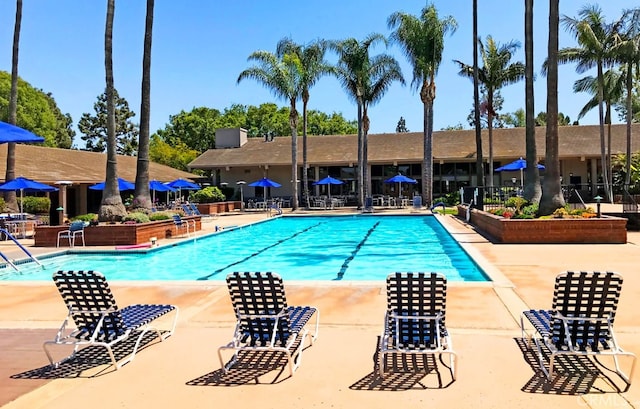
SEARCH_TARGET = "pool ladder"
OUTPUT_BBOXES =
[0,228,42,271]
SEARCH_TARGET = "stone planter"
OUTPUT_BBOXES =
[457,205,627,244]
[196,201,240,215]
[34,216,201,247]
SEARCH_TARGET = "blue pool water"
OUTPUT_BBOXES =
[1,215,489,282]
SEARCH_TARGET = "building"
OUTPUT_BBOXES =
[188,125,640,202]
[0,144,198,222]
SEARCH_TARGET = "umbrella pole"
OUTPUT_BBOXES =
[520,168,523,188]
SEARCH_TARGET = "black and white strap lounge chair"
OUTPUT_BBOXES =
[521,271,636,388]
[218,272,319,377]
[379,272,457,379]
[44,270,179,370]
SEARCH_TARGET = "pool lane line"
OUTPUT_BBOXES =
[197,222,325,280]
[335,221,380,280]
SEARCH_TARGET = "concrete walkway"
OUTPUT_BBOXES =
[0,208,638,408]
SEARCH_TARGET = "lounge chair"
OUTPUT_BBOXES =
[521,271,636,388]
[181,203,195,216]
[56,220,86,248]
[172,214,193,237]
[218,272,319,377]
[411,196,423,212]
[379,272,456,379]
[188,202,203,216]
[43,270,178,370]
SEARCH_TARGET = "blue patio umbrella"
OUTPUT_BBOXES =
[248,177,281,201]
[0,177,58,214]
[0,121,45,144]
[149,180,175,205]
[384,174,417,198]
[495,157,545,187]
[313,176,344,199]
[165,178,200,202]
[88,178,135,191]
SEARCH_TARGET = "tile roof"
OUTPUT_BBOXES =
[189,124,640,168]
[0,144,199,184]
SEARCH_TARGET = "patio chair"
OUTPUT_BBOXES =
[56,220,86,248]
[411,195,423,212]
[172,214,192,237]
[362,196,374,213]
[378,272,457,379]
[43,270,179,370]
[188,202,203,216]
[521,271,636,388]
[218,272,319,377]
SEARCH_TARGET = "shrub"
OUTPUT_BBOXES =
[73,213,98,222]
[122,212,150,223]
[190,186,225,203]
[149,212,172,221]
[20,196,51,214]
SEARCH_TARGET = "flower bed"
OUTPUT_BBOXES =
[456,205,627,244]
[34,216,201,247]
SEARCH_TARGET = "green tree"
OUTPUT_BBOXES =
[4,0,22,212]
[466,88,507,128]
[539,0,565,215]
[305,110,357,135]
[238,50,304,210]
[557,5,621,202]
[454,35,525,188]
[99,0,127,222]
[388,4,457,207]
[277,38,333,208]
[156,107,220,151]
[440,123,465,131]
[244,103,289,137]
[78,89,139,155]
[396,116,409,132]
[133,0,154,210]
[504,108,526,127]
[0,72,73,147]
[149,134,198,171]
[534,111,573,126]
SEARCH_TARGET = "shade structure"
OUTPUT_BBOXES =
[0,121,45,144]
[248,177,281,201]
[149,180,175,205]
[313,176,344,200]
[495,157,545,187]
[88,178,135,191]
[0,177,58,214]
[384,174,417,198]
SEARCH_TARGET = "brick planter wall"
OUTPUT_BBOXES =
[196,201,241,215]
[34,217,201,247]
[456,205,627,244]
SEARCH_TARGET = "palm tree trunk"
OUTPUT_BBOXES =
[524,0,542,203]
[473,0,484,190]
[134,0,154,210]
[100,0,127,222]
[356,99,364,208]
[606,103,612,201]
[363,107,370,199]
[4,0,22,213]
[302,97,310,209]
[422,79,436,208]
[596,62,611,202]
[539,0,564,215]
[625,63,633,186]
[487,89,494,188]
[289,101,299,211]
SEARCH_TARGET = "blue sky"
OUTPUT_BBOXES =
[0,1,636,145]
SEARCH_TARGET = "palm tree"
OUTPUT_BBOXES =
[99,0,127,222]
[539,0,565,215]
[573,69,625,192]
[4,0,22,213]
[619,8,640,185]
[238,50,303,210]
[388,4,457,207]
[454,36,525,188]
[134,0,154,210]
[329,34,404,207]
[276,38,332,209]
[558,5,621,202]
[523,0,542,204]
[472,0,483,190]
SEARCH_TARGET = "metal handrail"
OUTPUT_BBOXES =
[0,228,42,271]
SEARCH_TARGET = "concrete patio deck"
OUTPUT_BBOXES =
[0,207,638,408]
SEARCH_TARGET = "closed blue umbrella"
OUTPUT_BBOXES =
[0,121,45,144]
[88,178,135,191]
[0,177,58,214]
[248,177,281,201]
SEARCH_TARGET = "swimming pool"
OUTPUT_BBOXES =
[1,215,489,282]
